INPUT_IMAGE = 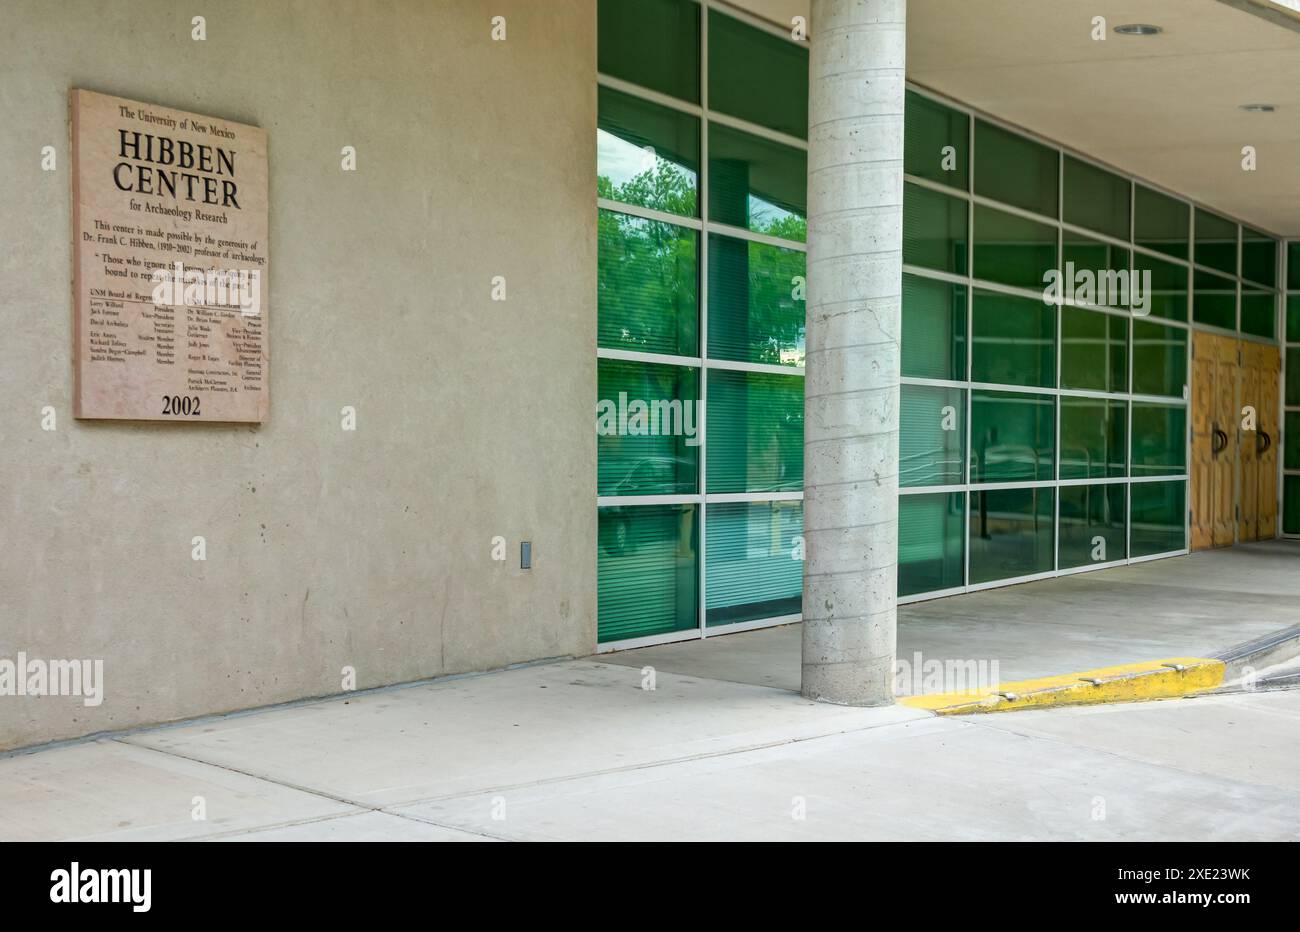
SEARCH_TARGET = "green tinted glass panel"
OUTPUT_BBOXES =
[1240,288,1276,340]
[598,210,698,356]
[1060,306,1127,393]
[903,183,968,274]
[707,369,803,492]
[971,391,1055,483]
[706,500,802,626]
[1286,295,1300,343]
[1063,156,1130,240]
[1286,476,1300,535]
[597,0,700,102]
[1289,348,1300,406]
[1062,231,1130,286]
[973,204,1057,289]
[1131,403,1187,477]
[709,122,806,241]
[1134,186,1189,260]
[1285,411,1300,471]
[1193,268,1236,330]
[707,234,804,365]
[904,90,968,189]
[1059,483,1127,569]
[971,289,1055,388]
[1059,398,1126,480]
[597,359,699,496]
[708,9,808,140]
[1130,252,1189,322]
[1132,321,1187,398]
[969,487,1055,583]
[899,492,965,596]
[598,86,699,217]
[598,504,698,642]
[1130,480,1186,556]
[1290,242,1300,291]
[902,273,967,380]
[900,385,965,487]
[1195,208,1237,276]
[1241,228,1277,288]
[974,120,1058,218]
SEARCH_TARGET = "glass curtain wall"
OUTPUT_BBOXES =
[1286,242,1300,536]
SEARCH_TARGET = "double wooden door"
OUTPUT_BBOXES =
[1190,332,1279,550]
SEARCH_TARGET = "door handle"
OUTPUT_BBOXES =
[1257,430,1272,455]
[1211,424,1228,456]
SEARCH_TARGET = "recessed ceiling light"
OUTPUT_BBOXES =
[1114,23,1162,35]
[1239,103,1277,112]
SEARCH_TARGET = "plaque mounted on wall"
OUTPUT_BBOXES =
[70,89,269,422]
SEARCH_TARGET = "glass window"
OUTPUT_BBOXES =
[708,122,806,241]
[1130,252,1189,322]
[971,391,1055,483]
[1131,403,1187,477]
[974,120,1058,218]
[706,369,803,493]
[1062,231,1130,291]
[971,289,1055,388]
[902,273,966,381]
[1284,411,1300,471]
[706,501,802,626]
[598,504,698,642]
[904,90,968,189]
[1059,483,1126,569]
[1130,480,1186,556]
[969,487,1055,583]
[973,204,1057,289]
[903,183,968,275]
[597,0,700,103]
[598,86,699,217]
[1289,348,1300,406]
[1241,228,1277,288]
[1240,287,1276,340]
[1289,242,1300,292]
[1131,321,1187,398]
[900,384,965,487]
[1193,268,1237,330]
[899,492,965,596]
[1063,156,1130,241]
[1286,476,1300,535]
[1060,306,1127,393]
[1194,208,1237,276]
[1134,186,1189,260]
[1286,295,1300,343]
[708,9,808,140]
[597,358,700,496]
[598,210,698,356]
[1060,398,1126,480]
[707,234,805,366]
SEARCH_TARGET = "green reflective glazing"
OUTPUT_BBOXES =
[1131,321,1188,398]
[1241,228,1277,288]
[971,391,1055,483]
[1059,398,1126,480]
[598,504,698,642]
[707,234,804,366]
[1129,252,1189,322]
[706,368,803,493]
[899,492,965,596]
[1134,186,1189,260]
[1289,242,1300,291]
[900,384,965,487]
[1130,480,1186,556]
[1284,411,1300,471]
[1240,288,1276,340]
[1285,476,1300,535]
[598,209,698,356]
[969,487,1055,584]
[971,289,1055,388]
[974,120,1058,218]
[904,90,968,189]
[1289,348,1300,406]
[1059,483,1127,569]
[1060,306,1127,393]
[1195,208,1237,276]
[706,500,802,626]
[597,86,699,217]
[708,8,808,140]
[902,273,967,381]
[708,122,806,241]
[903,183,968,274]
[597,358,700,496]
[1286,295,1300,343]
[1063,156,1130,241]
[973,204,1057,289]
[1193,268,1237,330]
[1131,403,1187,477]
[597,0,700,103]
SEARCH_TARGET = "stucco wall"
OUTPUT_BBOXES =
[0,0,597,750]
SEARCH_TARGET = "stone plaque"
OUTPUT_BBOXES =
[71,90,269,421]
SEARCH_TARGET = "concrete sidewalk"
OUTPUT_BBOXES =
[2,655,1298,841]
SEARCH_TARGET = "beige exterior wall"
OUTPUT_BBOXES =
[0,0,597,750]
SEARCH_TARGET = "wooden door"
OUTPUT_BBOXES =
[1191,332,1237,549]
[1239,341,1280,541]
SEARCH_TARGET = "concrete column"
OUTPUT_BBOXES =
[801,0,906,705]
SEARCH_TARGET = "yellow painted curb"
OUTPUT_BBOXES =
[897,657,1225,715]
